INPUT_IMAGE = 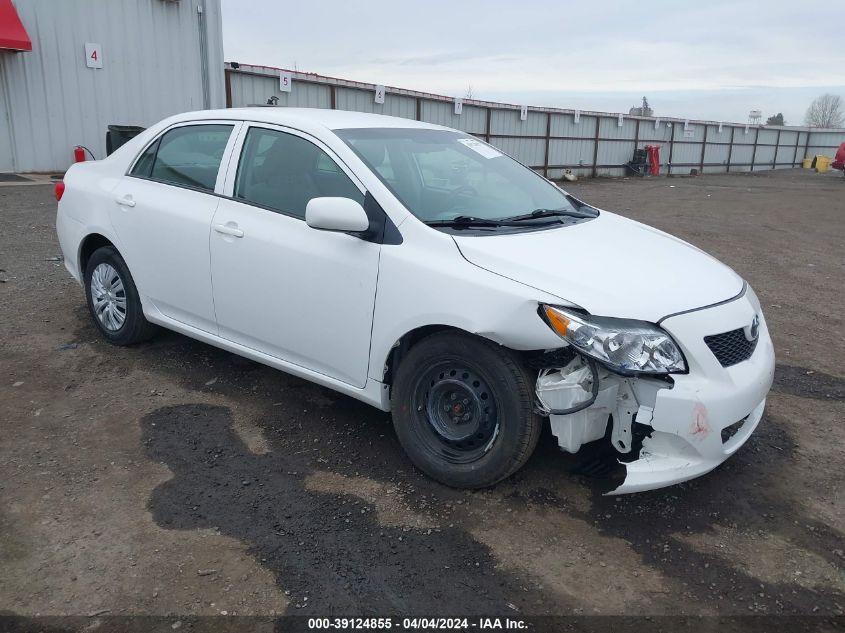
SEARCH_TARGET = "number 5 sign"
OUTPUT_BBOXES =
[279,71,292,93]
[85,43,103,69]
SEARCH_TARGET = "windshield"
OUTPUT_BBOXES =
[335,128,597,228]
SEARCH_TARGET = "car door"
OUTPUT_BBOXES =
[210,124,380,388]
[110,121,240,333]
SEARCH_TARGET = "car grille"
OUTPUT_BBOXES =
[704,328,758,367]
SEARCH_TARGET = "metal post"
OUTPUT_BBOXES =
[543,113,551,178]
[773,129,781,169]
[750,127,759,172]
[415,97,421,121]
[330,85,337,110]
[196,0,211,109]
[726,126,735,172]
[224,68,232,108]
[633,118,640,151]
[793,131,801,167]
[485,107,492,143]
[699,124,708,172]
[667,122,675,176]
[803,130,811,163]
[591,116,600,178]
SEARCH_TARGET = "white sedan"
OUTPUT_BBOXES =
[55,108,775,493]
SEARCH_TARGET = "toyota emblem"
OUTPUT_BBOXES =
[747,314,760,341]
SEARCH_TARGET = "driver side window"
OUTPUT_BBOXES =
[234,127,364,219]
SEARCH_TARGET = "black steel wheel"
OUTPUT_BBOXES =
[413,363,499,464]
[392,331,542,488]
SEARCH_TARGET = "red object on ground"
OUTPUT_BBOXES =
[645,145,661,176]
[831,141,845,171]
[0,0,32,51]
[73,146,86,163]
[54,181,65,202]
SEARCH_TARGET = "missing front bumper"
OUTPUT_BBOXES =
[610,398,766,494]
[536,359,663,456]
[534,301,774,493]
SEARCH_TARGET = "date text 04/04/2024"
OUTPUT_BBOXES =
[307,617,528,630]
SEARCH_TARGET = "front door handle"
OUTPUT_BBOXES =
[214,223,244,238]
[115,195,136,207]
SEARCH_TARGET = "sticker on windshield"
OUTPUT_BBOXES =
[456,138,502,159]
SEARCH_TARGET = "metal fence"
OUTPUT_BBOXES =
[225,63,845,179]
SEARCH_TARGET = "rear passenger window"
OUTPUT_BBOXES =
[133,124,233,192]
[234,127,363,219]
[130,138,159,178]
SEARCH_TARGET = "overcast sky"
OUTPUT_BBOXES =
[222,0,845,125]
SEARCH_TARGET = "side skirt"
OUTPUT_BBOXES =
[143,305,391,412]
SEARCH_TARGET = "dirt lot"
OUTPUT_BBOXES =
[1,169,843,622]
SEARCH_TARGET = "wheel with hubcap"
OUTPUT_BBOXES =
[84,245,157,345]
[392,331,542,488]
[90,262,127,332]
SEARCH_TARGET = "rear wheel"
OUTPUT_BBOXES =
[84,246,157,345]
[391,332,542,488]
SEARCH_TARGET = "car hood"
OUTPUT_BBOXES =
[452,211,744,322]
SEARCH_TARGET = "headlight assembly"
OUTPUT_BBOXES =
[540,305,686,375]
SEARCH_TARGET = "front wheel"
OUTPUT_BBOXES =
[391,332,542,488]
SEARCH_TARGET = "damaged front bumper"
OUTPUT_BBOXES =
[538,289,775,494]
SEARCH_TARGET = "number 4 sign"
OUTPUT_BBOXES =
[374,85,385,104]
[85,43,103,69]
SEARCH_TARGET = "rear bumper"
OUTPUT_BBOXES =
[609,288,775,494]
[56,208,84,284]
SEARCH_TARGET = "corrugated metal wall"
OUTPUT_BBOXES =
[805,130,844,159]
[227,64,844,179]
[1,0,225,172]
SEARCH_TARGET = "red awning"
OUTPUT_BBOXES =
[0,0,32,52]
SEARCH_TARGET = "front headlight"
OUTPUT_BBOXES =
[541,305,686,374]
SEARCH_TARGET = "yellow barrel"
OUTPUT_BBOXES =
[802,158,812,169]
[815,155,831,173]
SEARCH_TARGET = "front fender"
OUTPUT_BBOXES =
[368,227,569,382]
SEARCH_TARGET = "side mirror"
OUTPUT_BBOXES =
[305,197,370,233]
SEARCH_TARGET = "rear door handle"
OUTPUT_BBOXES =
[214,223,244,238]
[115,195,136,207]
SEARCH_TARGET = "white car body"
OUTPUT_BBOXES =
[56,108,775,493]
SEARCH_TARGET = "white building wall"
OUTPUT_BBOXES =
[0,68,13,172]
[1,0,225,172]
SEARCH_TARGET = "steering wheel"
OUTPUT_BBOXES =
[445,185,479,210]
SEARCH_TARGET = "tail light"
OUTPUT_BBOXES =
[55,181,65,201]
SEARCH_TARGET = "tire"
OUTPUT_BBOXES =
[83,245,157,345]
[391,331,542,488]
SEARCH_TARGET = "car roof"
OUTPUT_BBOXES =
[170,107,451,133]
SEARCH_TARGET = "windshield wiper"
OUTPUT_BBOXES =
[426,214,568,229]
[425,215,508,228]
[501,207,596,222]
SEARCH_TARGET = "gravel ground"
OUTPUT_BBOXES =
[0,169,843,621]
